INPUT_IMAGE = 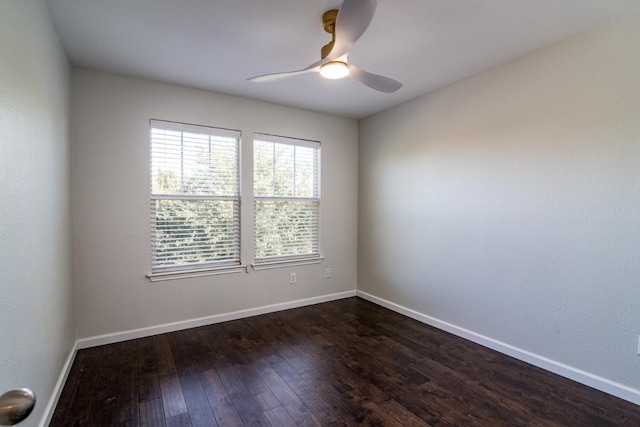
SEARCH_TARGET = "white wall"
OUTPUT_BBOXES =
[358,14,640,394]
[72,69,358,339]
[0,1,73,425]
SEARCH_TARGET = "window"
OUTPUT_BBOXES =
[253,134,320,265]
[149,120,241,277]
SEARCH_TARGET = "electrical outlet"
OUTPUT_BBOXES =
[325,267,331,279]
[290,272,297,284]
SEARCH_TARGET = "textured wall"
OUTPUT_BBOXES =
[71,69,358,339]
[358,14,640,392]
[0,1,73,425]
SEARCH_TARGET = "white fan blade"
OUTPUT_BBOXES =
[248,59,323,82]
[348,64,402,93]
[248,0,380,84]
[328,0,377,61]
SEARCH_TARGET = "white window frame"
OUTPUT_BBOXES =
[147,119,245,282]
[252,133,323,270]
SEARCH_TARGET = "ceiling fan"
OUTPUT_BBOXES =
[248,0,402,93]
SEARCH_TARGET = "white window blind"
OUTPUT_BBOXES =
[253,134,320,263]
[150,120,241,273]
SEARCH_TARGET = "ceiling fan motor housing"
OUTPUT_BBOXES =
[321,9,339,59]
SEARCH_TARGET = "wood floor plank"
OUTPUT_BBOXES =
[378,399,432,427]
[263,405,297,427]
[154,334,177,376]
[169,343,195,376]
[50,350,87,425]
[410,357,531,425]
[228,389,272,426]
[138,337,161,402]
[138,371,161,404]
[233,362,281,412]
[217,364,247,396]
[178,371,218,427]
[51,297,640,426]
[139,398,166,427]
[199,368,245,427]
[88,343,120,425]
[180,328,215,372]
[56,345,104,426]
[115,339,140,426]
[159,372,188,419]
[166,412,192,427]
[299,369,361,424]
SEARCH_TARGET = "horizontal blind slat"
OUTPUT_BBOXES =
[253,135,320,262]
[150,120,241,272]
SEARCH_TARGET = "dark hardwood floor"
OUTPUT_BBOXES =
[51,297,640,426]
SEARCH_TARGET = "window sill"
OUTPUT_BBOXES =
[147,265,248,282]
[251,256,324,271]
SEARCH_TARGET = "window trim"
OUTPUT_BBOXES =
[252,133,322,266]
[250,255,324,271]
[147,119,244,280]
[147,264,248,282]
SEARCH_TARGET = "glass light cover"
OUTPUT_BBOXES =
[320,61,349,79]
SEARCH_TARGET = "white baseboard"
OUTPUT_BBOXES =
[76,290,356,349]
[356,290,640,406]
[38,341,78,427]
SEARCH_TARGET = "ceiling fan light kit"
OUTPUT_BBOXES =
[320,61,349,79]
[248,0,402,93]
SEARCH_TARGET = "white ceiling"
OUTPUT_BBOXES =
[44,0,640,119]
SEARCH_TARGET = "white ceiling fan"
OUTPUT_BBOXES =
[248,0,402,93]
